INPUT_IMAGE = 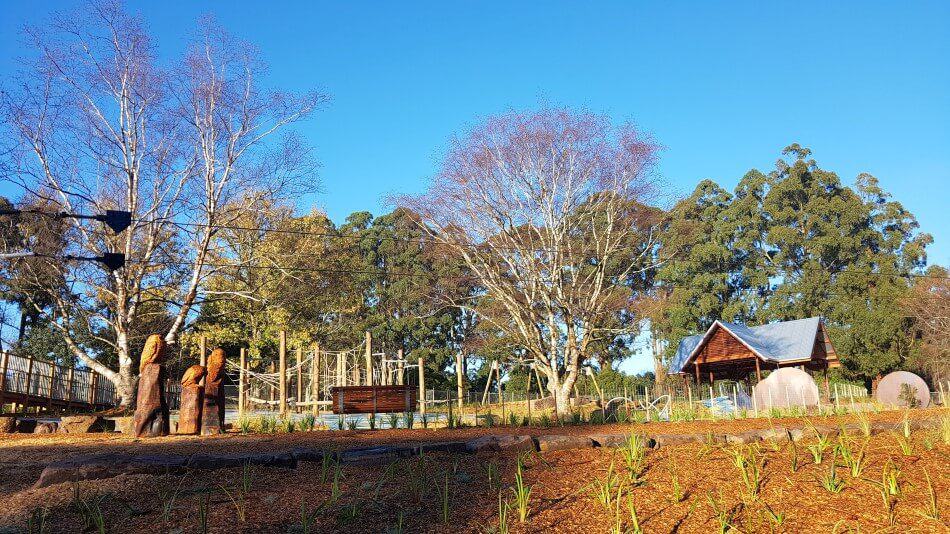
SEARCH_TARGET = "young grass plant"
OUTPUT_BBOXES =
[806,432,832,464]
[914,468,939,522]
[619,434,648,486]
[439,472,453,523]
[892,432,913,456]
[158,474,187,524]
[27,507,48,534]
[816,450,846,494]
[727,445,763,500]
[591,461,622,510]
[497,492,510,534]
[511,457,532,522]
[300,413,316,432]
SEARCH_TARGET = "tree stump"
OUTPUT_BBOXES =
[133,335,170,438]
[177,365,206,435]
[201,348,226,435]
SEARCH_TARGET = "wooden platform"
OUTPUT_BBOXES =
[0,352,117,412]
[330,385,417,414]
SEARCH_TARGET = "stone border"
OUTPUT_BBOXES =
[32,415,944,488]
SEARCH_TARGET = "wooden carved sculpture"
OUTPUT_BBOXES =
[133,334,170,437]
[201,348,227,435]
[177,365,206,434]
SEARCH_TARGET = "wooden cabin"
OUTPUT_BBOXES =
[669,317,840,384]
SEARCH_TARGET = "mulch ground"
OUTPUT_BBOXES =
[0,408,946,532]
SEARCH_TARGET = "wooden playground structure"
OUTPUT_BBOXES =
[231,331,430,417]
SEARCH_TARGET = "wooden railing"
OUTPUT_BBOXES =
[0,352,117,411]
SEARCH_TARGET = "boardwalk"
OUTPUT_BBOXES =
[0,352,117,412]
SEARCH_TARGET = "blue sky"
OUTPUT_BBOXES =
[2,1,948,372]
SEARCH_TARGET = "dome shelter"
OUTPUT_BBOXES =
[874,371,930,408]
[753,368,820,408]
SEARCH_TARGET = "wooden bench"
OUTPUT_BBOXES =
[330,385,417,414]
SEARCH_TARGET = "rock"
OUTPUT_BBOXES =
[0,416,15,433]
[290,447,328,463]
[465,434,536,454]
[788,428,806,442]
[34,422,58,434]
[112,416,134,434]
[34,454,188,488]
[536,434,593,452]
[339,446,414,464]
[60,415,105,434]
[187,452,296,470]
[652,433,708,447]
[587,433,629,447]
[725,431,762,444]
[176,385,203,435]
[132,335,170,438]
[15,419,37,433]
[413,441,468,455]
[758,427,790,443]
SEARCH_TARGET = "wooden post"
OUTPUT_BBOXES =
[279,330,287,415]
[694,361,701,384]
[238,348,247,417]
[47,363,56,411]
[498,363,505,423]
[25,356,35,399]
[296,346,303,413]
[526,366,533,425]
[754,358,762,383]
[417,357,426,418]
[269,362,277,403]
[397,349,405,385]
[365,331,373,387]
[336,351,344,387]
[311,343,321,416]
[455,353,465,416]
[66,367,75,408]
[0,352,8,408]
[481,361,496,405]
[88,372,98,406]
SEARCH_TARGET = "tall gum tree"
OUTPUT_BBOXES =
[400,109,663,415]
[0,2,323,405]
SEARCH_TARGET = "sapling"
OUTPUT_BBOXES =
[497,492,510,534]
[387,412,399,429]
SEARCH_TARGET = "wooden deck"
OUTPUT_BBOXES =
[0,352,117,412]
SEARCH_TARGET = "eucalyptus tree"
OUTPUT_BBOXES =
[0,2,323,404]
[401,109,663,415]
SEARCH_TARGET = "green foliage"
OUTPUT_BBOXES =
[654,147,930,382]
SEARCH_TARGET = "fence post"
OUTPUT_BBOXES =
[311,343,321,416]
[64,367,75,409]
[279,330,287,415]
[526,366,533,425]
[417,357,426,419]
[397,349,405,385]
[47,363,56,411]
[238,348,247,418]
[199,335,207,386]
[365,331,373,387]
[88,372,98,406]
[336,351,344,387]
[455,353,465,420]
[296,346,303,413]
[0,352,8,408]
[25,356,35,402]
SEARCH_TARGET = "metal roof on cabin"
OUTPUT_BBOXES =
[669,333,703,374]
[670,316,823,374]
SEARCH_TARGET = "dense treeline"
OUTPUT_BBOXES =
[2,145,944,393]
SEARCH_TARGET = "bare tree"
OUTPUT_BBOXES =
[400,109,662,415]
[0,1,324,405]
[902,266,950,384]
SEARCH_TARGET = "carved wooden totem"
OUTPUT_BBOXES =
[177,365,206,434]
[133,334,170,437]
[201,348,227,435]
